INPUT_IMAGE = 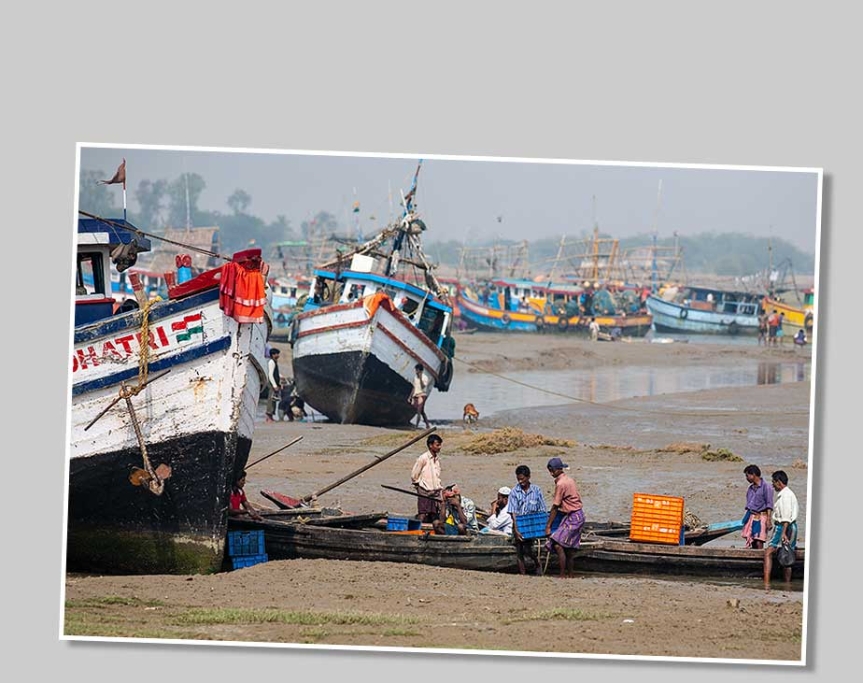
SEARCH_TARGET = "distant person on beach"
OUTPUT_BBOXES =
[794,329,807,346]
[545,456,586,579]
[764,470,799,590]
[742,464,773,549]
[758,311,768,346]
[768,310,780,346]
[481,486,513,535]
[589,317,600,341]
[409,363,431,429]
[436,483,479,535]
[265,348,282,422]
[777,312,785,345]
[411,433,443,524]
[229,471,263,521]
[507,465,548,575]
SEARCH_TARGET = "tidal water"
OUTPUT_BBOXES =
[428,360,810,421]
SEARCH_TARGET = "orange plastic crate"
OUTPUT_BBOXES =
[629,493,684,545]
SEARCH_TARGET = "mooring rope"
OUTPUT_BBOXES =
[452,354,810,419]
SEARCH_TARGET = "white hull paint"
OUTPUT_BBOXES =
[71,295,269,463]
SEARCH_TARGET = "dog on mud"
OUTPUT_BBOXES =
[462,403,480,424]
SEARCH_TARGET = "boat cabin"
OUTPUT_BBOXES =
[305,260,452,347]
[681,286,761,316]
[75,219,151,327]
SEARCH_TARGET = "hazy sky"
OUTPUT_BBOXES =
[79,146,821,254]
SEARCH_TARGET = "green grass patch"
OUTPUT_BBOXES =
[505,607,605,624]
[65,596,166,608]
[172,608,417,627]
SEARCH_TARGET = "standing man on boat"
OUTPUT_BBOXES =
[742,464,773,549]
[265,348,282,422]
[411,433,443,524]
[507,465,548,576]
[764,470,799,590]
[545,456,586,579]
[409,363,432,429]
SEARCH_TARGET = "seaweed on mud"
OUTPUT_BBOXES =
[461,427,575,455]
[701,448,743,462]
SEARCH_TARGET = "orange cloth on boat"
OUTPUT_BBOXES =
[363,290,395,318]
[219,258,267,323]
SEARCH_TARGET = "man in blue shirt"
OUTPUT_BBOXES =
[506,465,548,575]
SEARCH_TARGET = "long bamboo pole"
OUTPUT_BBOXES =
[245,436,304,469]
[301,427,435,503]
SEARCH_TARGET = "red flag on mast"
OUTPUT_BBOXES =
[99,158,126,189]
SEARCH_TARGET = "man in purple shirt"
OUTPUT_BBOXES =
[742,464,774,549]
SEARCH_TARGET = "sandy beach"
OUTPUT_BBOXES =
[63,332,813,662]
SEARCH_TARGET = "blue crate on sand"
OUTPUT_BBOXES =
[227,530,266,557]
[231,553,268,570]
[386,516,422,532]
[515,512,561,539]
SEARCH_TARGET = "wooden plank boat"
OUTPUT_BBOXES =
[646,286,761,335]
[288,161,456,426]
[576,539,805,580]
[227,515,786,580]
[69,215,271,575]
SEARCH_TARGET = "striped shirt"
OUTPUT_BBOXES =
[506,483,547,516]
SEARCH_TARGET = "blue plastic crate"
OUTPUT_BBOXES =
[227,530,266,557]
[515,512,561,539]
[231,553,268,570]
[386,516,421,532]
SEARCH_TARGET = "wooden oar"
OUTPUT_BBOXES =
[245,436,304,469]
[380,483,440,500]
[300,427,435,503]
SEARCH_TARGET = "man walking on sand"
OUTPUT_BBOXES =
[265,348,282,422]
[545,456,586,579]
[409,363,431,429]
[410,433,443,523]
[764,470,799,590]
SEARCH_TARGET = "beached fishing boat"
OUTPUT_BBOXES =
[575,538,804,579]
[68,215,271,574]
[228,515,801,581]
[288,161,456,425]
[761,288,815,338]
[646,285,762,335]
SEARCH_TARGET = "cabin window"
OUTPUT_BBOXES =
[400,297,419,315]
[76,251,106,296]
[418,306,445,341]
[345,283,365,301]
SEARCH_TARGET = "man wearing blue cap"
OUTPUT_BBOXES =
[545,456,586,579]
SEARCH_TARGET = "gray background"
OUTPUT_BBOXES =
[5,1,856,681]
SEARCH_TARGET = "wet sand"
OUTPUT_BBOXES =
[63,332,813,661]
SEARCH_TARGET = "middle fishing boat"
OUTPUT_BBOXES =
[288,161,456,425]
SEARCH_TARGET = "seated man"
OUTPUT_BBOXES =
[435,484,479,535]
[481,486,513,535]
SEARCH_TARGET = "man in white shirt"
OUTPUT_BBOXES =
[482,486,513,535]
[410,434,443,523]
[588,317,600,341]
[764,470,800,590]
[409,363,431,429]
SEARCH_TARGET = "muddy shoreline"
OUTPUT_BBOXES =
[63,333,812,662]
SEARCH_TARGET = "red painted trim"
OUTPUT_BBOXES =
[296,300,365,321]
[168,268,221,299]
[76,297,116,306]
[296,319,370,339]
[375,323,441,380]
